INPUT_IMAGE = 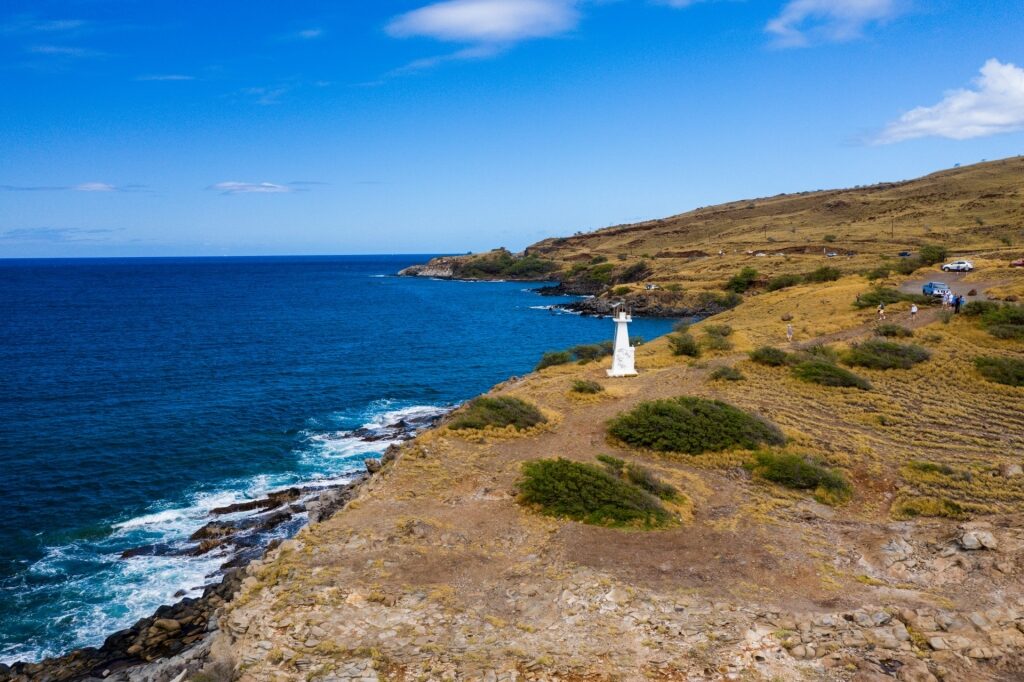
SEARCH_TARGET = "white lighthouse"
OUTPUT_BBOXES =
[607,304,637,377]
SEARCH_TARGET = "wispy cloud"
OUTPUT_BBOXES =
[386,0,579,71]
[296,28,324,39]
[208,182,294,195]
[28,44,103,58]
[136,74,195,82]
[875,59,1024,144]
[1,182,131,192]
[1,17,89,34]
[240,86,290,105]
[766,0,904,48]
[0,227,119,242]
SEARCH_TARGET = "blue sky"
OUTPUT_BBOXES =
[2,0,1023,257]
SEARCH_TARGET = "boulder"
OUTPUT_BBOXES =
[960,531,997,551]
[1001,463,1023,478]
[364,458,382,474]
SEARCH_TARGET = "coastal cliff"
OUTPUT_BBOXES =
[7,157,1024,681]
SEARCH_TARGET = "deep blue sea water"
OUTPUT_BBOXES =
[0,255,675,663]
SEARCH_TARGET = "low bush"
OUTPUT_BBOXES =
[710,366,744,381]
[796,344,839,363]
[791,360,872,390]
[672,320,691,333]
[596,455,679,500]
[905,460,972,482]
[536,350,573,370]
[766,274,802,291]
[518,458,672,527]
[746,451,851,503]
[607,397,784,455]
[571,379,605,394]
[824,234,837,243]
[669,333,702,358]
[804,266,842,283]
[874,323,913,338]
[918,244,948,265]
[704,324,734,337]
[854,287,905,309]
[612,286,631,296]
[725,267,760,294]
[843,340,931,370]
[450,396,547,431]
[978,304,1024,340]
[703,333,733,352]
[569,342,613,362]
[749,346,792,366]
[962,300,1001,317]
[974,356,1024,387]
[698,291,744,311]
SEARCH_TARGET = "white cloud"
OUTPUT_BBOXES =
[875,59,1024,144]
[28,44,100,57]
[387,0,579,45]
[209,182,293,195]
[136,74,194,81]
[766,0,903,47]
[73,182,117,192]
[296,28,323,39]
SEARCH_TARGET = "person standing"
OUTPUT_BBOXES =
[910,303,918,320]
[786,323,794,343]
[878,302,886,321]
[954,295,963,314]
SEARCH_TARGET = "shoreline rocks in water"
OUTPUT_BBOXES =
[0,409,448,682]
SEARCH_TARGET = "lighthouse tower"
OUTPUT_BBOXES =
[607,305,637,377]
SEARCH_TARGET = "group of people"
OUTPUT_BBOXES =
[942,290,967,313]
[876,290,968,322]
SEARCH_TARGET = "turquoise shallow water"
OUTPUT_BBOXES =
[0,255,676,663]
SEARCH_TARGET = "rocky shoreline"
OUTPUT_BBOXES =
[0,410,448,682]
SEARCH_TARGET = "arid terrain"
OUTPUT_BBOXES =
[195,159,1024,682]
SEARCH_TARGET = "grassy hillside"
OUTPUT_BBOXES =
[212,158,1024,682]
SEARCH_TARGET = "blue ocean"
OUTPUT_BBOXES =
[0,255,675,664]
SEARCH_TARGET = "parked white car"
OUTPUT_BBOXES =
[941,260,974,272]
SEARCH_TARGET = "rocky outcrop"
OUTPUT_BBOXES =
[396,258,458,279]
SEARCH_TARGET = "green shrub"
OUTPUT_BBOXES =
[749,346,792,366]
[843,340,931,370]
[796,344,839,363]
[450,396,547,431]
[571,379,605,394]
[704,324,733,337]
[864,266,891,281]
[804,266,842,283]
[669,333,702,358]
[905,460,972,482]
[710,366,745,381]
[698,291,743,311]
[746,451,851,503]
[672,320,691,333]
[502,255,558,278]
[918,244,948,265]
[630,336,645,347]
[703,333,734,352]
[725,267,759,294]
[612,286,631,296]
[536,350,573,370]
[974,356,1024,387]
[617,261,651,283]
[590,255,608,265]
[766,274,802,292]
[518,458,672,527]
[894,258,921,275]
[824,234,837,243]
[569,343,612,362]
[791,360,872,390]
[607,397,784,455]
[854,287,905,308]
[595,454,679,500]
[978,304,1024,340]
[874,323,913,338]
[963,300,1001,317]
